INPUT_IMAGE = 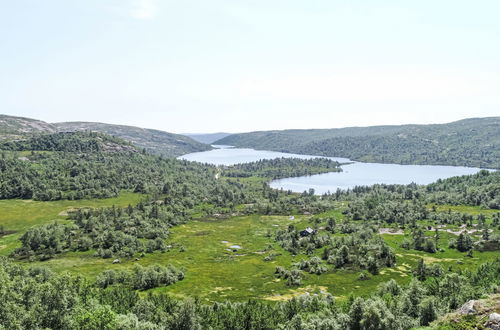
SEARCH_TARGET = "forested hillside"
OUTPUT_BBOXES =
[0,114,212,157]
[0,131,220,201]
[216,117,500,169]
[55,121,212,157]
[221,157,342,179]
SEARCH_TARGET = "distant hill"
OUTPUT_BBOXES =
[55,122,212,157]
[216,117,500,169]
[183,132,232,144]
[0,131,137,153]
[0,115,55,140]
[0,115,212,157]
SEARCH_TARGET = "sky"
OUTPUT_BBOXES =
[1,0,499,133]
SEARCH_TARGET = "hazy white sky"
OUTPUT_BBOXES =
[1,0,499,133]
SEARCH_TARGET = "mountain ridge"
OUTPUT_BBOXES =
[0,115,212,157]
[215,117,500,169]
[54,121,212,157]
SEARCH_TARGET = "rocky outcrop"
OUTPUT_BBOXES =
[459,300,477,314]
[486,313,500,330]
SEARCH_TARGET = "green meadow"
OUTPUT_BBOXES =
[2,195,497,303]
[0,192,145,256]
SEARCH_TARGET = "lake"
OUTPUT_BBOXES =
[179,146,482,194]
[180,145,351,165]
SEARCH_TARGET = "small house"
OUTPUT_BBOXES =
[300,227,316,237]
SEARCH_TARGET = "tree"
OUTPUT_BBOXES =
[492,213,500,227]
[424,239,436,253]
[360,298,394,330]
[419,297,437,326]
[377,279,402,297]
[171,301,202,330]
[477,214,486,227]
[339,245,349,265]
[367,257,379,275]
[412,229,425,251]
[414,258,427,281]
[434,227,440,246]
[456,233,473,252]
[402,279,425,317]
[349,297,365,330]
[326,218,336,232]
[482,226,490,241]
[72,304,118,330]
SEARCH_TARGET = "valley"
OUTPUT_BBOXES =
[181,146,483,193]
[3,2,500,327]
[0,120,498,329]
[13,205,497,304]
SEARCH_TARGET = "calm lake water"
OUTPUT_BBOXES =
[180,146,482,194]
[180,145,351,165]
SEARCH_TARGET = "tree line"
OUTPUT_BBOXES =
[0,257,498,329]
[222,157,342,179]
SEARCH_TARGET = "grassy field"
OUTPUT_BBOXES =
[1,195,498,303]
[430,204,500,216]
[0,192,145,256]
[25,211,410,302]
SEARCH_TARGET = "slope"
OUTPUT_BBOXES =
[55,121,212,157]
[0,114,55,140]
[216,117,500,169]
[0,115,212,157]
[183,132,232,144]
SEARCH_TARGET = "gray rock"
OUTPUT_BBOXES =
[112,259,120,264]
[458,300,476,314]
[486,313,500,330]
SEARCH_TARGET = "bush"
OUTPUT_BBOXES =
[424,239,437,253]
[95,264,184,290]
[358,271,370,281]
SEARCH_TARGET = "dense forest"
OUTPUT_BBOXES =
[336,170,500,210]
[216,117,500,169]
[221,157,342,179]
[0,131,220,201]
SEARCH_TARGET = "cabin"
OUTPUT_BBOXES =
[300,227,316,237]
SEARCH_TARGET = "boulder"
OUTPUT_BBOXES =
[458,300,476,314]
[486,313,500,330]
[112,259,120,264]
